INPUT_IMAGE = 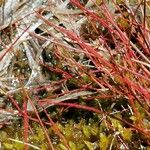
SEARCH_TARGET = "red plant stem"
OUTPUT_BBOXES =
[23,97,28,150]
[23,89,55,150]
[36,12,113,68]
[39,101,149,136]
[7,95,22,114]
[38,105,70,150]
[39,61,73,78]
[0,25,30,61]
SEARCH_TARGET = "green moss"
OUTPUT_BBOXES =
[69,141,77,150]
[1,110,149,149]
[84,140,95,150]
[3,143,14,149]
[121,128,132,141]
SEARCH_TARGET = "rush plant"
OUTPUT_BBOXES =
[0,0,150,149]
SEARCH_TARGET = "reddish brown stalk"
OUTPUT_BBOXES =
[0,25,30,61]
[7,95,22,114]
[70,0,129,44]
[36,13,113,68]
[39,101,102,115]
[1,0,149,147]
[40,101,149,136]
[23,89,55,150]
[110,113,150,136]
[22,96,28,150]
[119,65,150,83]
[39,62,73,79]
[27,116,51,126]
[38,106,70,150]
[20,79,29,150]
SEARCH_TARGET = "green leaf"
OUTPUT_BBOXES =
[82,125,91,139]
[99,133,112,150]
[3,143,13,149]
[84,141,95,150]
[59,143,68,150]
[69,141,77,150]
[121,128,132,141]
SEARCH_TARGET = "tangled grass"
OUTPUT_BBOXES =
[0,0,150,149]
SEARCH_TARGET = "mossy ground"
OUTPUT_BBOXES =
[1,98,150,149]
